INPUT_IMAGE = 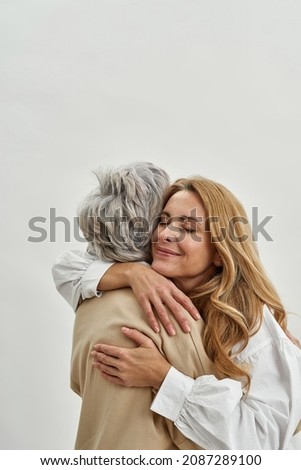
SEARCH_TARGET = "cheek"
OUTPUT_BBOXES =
[151,229,159,256]
[189,238,215,263]
[151,227,159,244]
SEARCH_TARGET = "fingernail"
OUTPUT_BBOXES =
[169,327,176,336]
[184,324,191,333]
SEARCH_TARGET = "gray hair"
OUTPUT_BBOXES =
[78,162,170,262]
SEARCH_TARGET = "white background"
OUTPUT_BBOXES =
[1,0,300,450]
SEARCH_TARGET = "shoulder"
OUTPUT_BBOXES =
[236,307,301,364]
[78,287,140,312]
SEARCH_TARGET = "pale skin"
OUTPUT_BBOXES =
[98,262,201,336]
[91,327,170,389]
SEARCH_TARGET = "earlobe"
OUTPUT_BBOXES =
[214,253,223,267]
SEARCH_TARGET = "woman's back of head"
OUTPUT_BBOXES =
[78,162,170,263]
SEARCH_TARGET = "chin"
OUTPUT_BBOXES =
[152,261,173,277]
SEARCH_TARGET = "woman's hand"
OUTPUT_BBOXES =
[99,262,200,336]
[127,264,200,335]
[91,327,171,389]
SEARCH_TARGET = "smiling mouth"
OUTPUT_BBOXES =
[155,247,180,257]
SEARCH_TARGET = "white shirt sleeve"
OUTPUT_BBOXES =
[52,250,113,311]
[151,369,243,450]
[151,334,301,450]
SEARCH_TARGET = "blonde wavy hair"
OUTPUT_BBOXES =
[162,177,287,390]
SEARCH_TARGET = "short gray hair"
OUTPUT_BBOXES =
[78,162,170,262]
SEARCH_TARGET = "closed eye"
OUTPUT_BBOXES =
[158,219,168,226]
[158,214,169,226]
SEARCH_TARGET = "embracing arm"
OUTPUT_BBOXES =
[151,347,301,450]
[52,249,113,310]
[100,263,200,335]
[92,328,301,450]
[52,250,199,333]
[91,326,171,389]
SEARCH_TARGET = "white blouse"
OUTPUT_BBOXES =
[151,309,301,450]
[51,249,112,310]
[52,249,301,449]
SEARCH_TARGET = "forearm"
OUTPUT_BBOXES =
[151,367,295,450]
[97,262,146,291]
[99,262,200,335]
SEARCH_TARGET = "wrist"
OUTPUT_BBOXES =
[153,364,171,390]
[125,262,150,287]
[123,263,136,287]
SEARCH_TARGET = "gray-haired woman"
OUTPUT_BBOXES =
[52,161,205,450]
[52,161,200,333]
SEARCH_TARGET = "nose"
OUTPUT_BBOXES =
[157,222,180,242]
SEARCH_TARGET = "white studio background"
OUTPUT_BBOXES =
[1,0,300,450]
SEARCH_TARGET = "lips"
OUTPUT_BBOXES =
[154,246,180,257]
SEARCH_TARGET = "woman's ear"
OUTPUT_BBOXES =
[214,252,223,267]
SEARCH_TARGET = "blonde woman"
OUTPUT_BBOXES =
[91,176,301,450]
